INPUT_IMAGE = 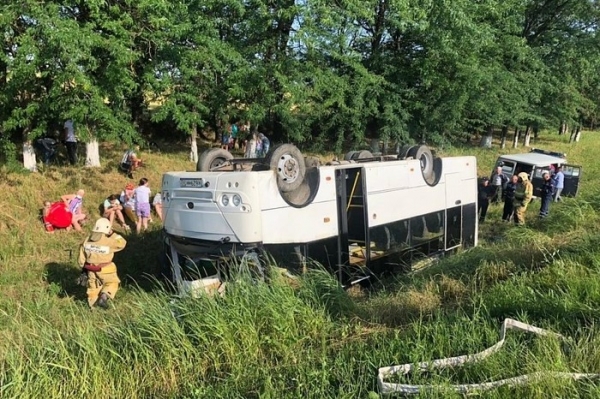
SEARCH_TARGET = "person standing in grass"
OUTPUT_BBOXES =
[477,177,494,223]
[63,119,78,165]
[490,166,508,204]
[502,175,518,222]
[552,165,565,202]
[134,177,151,234]
[513,172,533,226]
[78,217,127,309]
[539,171,555,219]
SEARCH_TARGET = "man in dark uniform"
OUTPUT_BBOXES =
[478,177,494,223]
[502,175,518,222]
[539,171,555,219]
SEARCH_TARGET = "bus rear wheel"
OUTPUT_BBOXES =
[266,144,306,192]
[197,148,234,171]
[408,145,442,186]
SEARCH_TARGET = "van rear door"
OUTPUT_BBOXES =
[531,166,552,197]
[561,164,582,197]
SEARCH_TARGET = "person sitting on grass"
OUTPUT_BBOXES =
[42,200,72,233]
[102,194,129,231]
[119,147,144,178]
[119,183,137,225]
[61,189,87,232]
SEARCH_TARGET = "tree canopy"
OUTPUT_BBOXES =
[1,0,599,160]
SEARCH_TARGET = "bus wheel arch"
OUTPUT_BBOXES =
[197,148,234,171]
[398,145,414,160]
[266,144,307,192]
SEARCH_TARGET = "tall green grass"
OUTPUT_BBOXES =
[2,132,600,398]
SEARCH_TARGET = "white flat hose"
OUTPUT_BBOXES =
[377,318,600,395]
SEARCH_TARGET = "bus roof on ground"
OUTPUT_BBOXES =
[497,152,566,166]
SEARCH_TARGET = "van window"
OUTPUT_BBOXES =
[533,168,551,179]
[514,163,533,177]
[563,166,580,177]
[498,161,514,175]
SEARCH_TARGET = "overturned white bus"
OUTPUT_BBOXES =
[160,144,478,291]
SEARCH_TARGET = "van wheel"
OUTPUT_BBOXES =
[266,144,306,192]
[197,148,234,171]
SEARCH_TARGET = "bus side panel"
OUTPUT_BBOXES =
[361,163,410,192]
[260,201,339,244]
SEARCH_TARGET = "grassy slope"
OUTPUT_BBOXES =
[1,134,600,398]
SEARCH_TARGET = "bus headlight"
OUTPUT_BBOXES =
[221,194,230,206]
[232,194,241,207]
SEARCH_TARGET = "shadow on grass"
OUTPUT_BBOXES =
[44,262,87,301]
[117,228,172,293]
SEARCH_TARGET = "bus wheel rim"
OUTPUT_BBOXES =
[277,154,299,183]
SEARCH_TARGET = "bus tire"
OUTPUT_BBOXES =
[304,155,321,168]
[197,148,234,171]
[408,145,436,184]
[344,151,359,161]
[266,144,306,192]
[398,145,414,160]
[351,150,373,160]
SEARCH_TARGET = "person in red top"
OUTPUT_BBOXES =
[42,200,72,232]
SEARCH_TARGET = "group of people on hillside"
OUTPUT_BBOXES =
[220,120,271,158]
[33,119,79,166]
[42,178,163,235]
[478,165,565,226]
[42,178,163,310]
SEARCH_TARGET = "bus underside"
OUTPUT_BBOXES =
[162,147,478,291]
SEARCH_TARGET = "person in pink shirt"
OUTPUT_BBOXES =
[134,178,151,234]
[61,189,87,232]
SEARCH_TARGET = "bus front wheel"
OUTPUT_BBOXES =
[266,144,306,192]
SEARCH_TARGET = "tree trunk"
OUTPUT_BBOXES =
[570,125,581,143]
[85,138,101,167]
[190,123,199,163]
[559,121,566,135]
[22,140,37,172]
[523,125,532,147]
[479,126,493,148]
[500,125,508,149]
[533,124,539,139]
[512,127,519,149]
[575,127,582,142]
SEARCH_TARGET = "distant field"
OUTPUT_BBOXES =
[1,132,600,398]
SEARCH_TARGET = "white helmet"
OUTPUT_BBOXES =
[92,218,111,234]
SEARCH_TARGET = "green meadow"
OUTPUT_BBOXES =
[1,133,600,398]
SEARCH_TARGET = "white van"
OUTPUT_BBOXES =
[494,149,581,197]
